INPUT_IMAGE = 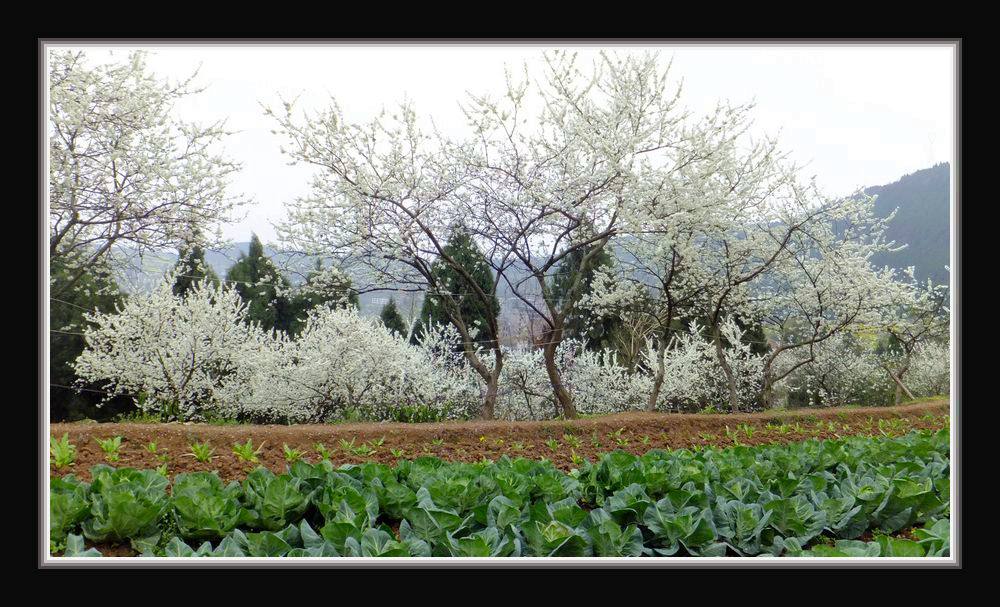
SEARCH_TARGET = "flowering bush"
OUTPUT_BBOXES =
[235,308,479,423]
[492,341,651,421]
[74,273,271,420]
[774,333,950,408]
[74,273,949,423]
[645,320,766,412]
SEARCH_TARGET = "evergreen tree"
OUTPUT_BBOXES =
[288,259,360,335]
[225,234,296,334]
[409,228,500,347]
[50,256,130,421]
[550,243,620,351]
[379,298,408,337]
[172,240,219,297]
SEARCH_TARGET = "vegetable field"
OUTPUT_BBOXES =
[50,414,950,558]
[50,400,948,480]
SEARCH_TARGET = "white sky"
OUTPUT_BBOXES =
[52,43,956,244]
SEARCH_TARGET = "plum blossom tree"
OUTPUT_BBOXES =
[268,98,508,419]
[451,51,774,418]
[581,227,712,410]
[234,308,478,423]
[49,50,248,298]
[74,271,481,423]
[750,196,904,408]
[73,269,270,421]
[877,271,950,403]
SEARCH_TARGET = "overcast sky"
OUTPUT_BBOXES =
[52,43,956,244]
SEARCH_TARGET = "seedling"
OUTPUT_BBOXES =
[188,442,214,463]
[640,435,651,446]
[338,438,356,452]
[313,442,331,460]
[737,423,754,440]
[431,438,444,447]
[545,438,560,452]
[699,432,717,441]
[391,448,405,458]
[591,432,602,448]
[155,463,169,477]
[511,441,525,451]
[156,453,170,464]
[352,443,376,457]
[50,433,77,469]
[145,441,160,454]
[478,435,487,443]
[562,433,581,449]
[232,438,264,464]
[570,450,584,467]
[283,443,304,464]
[96,436,123,462]
[370,436,386,447]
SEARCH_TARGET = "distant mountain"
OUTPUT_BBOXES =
[866,163,950,286]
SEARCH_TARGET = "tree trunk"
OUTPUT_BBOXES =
[481,376,498,420]
[891,367,915,404]
[712,325,740,413]
[461,343,501,421]
[479,350,503,420]
[884,356,914,405]
[542,340,577,419]
[760,372,776,410]
[646,336,668,412]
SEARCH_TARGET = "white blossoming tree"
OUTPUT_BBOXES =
[238,308,478,423]
[49,50,248,298]
[73,270,270,420]
[437,51,774,418]
[877,271,950,403]
[268,98,508,419]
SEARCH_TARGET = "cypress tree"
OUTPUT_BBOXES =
[379,298,408,337]
[172,240,219,297]
[50,256,130,421]
[289,259,359,336]
[550,244,620,351]
[225,234,296,334]
[410,228,500,347]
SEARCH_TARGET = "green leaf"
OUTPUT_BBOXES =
[62,533,102,557]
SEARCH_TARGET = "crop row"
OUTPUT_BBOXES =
[51,429,950,558]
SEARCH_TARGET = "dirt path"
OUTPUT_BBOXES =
[50,399,949,481]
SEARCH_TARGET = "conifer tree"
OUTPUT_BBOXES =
[410,228,500,348]
[550,244,620,352]
[379,298,408,337]
[172,239,220,297]
[50,256,128,420]
[225,234,296,334]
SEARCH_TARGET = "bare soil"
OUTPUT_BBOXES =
[50,399,949,482]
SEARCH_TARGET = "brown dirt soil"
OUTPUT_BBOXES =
[49,398,949,483]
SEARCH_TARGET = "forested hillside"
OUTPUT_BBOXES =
[867,163,950,286]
